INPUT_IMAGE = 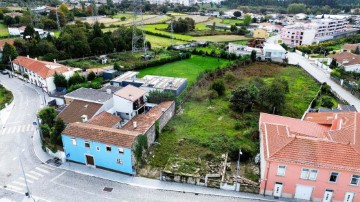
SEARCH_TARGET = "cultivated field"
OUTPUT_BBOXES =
[173,15,209,23]
[146,34,186,48]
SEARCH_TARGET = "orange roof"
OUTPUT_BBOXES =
[342,43,360,51]
[329,52,360,66]
[0,39,14,49]
[12,56,73,79]
[260,112,360,171]
[87,112,121,128]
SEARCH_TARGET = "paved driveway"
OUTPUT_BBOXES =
[287,52,360,110]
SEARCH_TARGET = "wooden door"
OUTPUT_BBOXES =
[85,155,94,166]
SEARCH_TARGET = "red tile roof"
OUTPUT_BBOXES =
[123,101,174,134]
[0,39,14,50]
[329,52,360,66]
[87,112,121,128]
[57,100,102,124]
[12,56,73,79]
[62,122,140,148]
[260,112,360,171]
[342,43,360,52]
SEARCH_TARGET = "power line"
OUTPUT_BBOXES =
[132,0,146,54]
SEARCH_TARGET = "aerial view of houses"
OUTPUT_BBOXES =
[1,0,360,201]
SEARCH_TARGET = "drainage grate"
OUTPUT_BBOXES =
[103,187,113,192]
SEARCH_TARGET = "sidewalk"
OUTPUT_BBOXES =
[32,131,278,201]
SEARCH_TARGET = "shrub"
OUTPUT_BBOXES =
[87,71,96,81]
[224,71,236,83]
[210,79,225,96]
[146,90,176,104]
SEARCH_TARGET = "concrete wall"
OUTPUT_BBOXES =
[62,135,133,174]
[303,29,316,45]
[113,95,135,120]
[157,101,176,131]
[260,161,359,201]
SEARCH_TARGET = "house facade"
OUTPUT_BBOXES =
[12,56,75,93]
[113,85,147,120]
[253,28,269,39]
[263,43,287,61]
[259,112,360,202]
[328,52,360,72]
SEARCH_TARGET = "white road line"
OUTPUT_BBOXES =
[50,171,66,182]
[13,157,17,160]
[6,184,22,191]
[26,124,31,131]
[8,127,16,134]
[40,164,55,171]
[25,173,39,180]
[21,125,26,132]
[2,127,8,134]
[12,181,26,187]
[30,170,44,177]
[35,167,50,174]
[19,177,34,183]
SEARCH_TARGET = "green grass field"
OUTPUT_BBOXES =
[0,84,13,110]
[138,55,233,85]
[195,18,223,31]
[148,63,321,169]
[144,24,193,41]
[222,18,244,25]
[146,34,186,48]
[0,21,9,37]
[192,35,250,42]
[230,40,249,45]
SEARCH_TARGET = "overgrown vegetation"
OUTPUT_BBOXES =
[0,84,13,110]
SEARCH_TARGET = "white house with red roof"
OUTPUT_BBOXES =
[259,112,360,201]
[12,56,77,93]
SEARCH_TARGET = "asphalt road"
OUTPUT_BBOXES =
[0,74,269,202]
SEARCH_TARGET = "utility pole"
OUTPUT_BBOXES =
[19,153,31,198]
[234,149,242,192]
[56,6,61,31]
[132,0,146,54]
[9,56,14,78]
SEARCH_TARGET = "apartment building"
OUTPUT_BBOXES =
[281,25,316,46]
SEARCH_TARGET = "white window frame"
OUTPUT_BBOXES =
[350,174,360,186]
[329,171,339,183]
[300,168,318,180]
[118,147,124,154]
[106,145,112,152]
[300,168,310,179]
[71,138,77,146]
[309,169,318,180]
[277,165,286,176]
[84,141,90,148]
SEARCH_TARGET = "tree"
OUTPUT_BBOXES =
[265,79,289,113]
[38,107,57,127]
[210,79,225,96]
[146,90,176,104]
[87,71,96,81]
[23,25,35,39]
[233,11,242,17]
[355,46,360,55]
[49,10,66,26]
[171,17,195,33]
[68,72,85,86]
[2,43,18,64]
[134,134,148,164]
[329,59,338,69]
[53,72,67,88]
[51,118,65,146]
[287,3,307,14]
[243,15,252,26]
[320,96,334,109]
[113,62,121,71]
[230,86,252,113]
[40,124,51,139]
[211,22,216,35]
[250,50,257,62]
[3,16,16,26]
[59,4,69,14]
[90,37,106,55]
[230,25,238,32]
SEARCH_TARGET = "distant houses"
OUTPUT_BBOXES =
[228,42,287,62]
[328,52,360,73]
[0,39,14,60]
[12,56,76,93]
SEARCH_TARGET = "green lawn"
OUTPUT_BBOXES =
[0,84,13,110]
[144,24,193,41]
[148,63,321,169]
[222,18,243,25]
[195,47,222,54]
[229,40,249,45]
[0,21,9,37]
[146,34,186,48]
[195,18,223,31]
[138,55,233,85]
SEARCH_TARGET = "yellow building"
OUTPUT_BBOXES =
[253,28,269,39]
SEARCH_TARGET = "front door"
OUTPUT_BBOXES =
[85,155,94,166]
[344,192,355,202]
[273,182,283,198]
[295,185,313,200]
[323,189,333,202]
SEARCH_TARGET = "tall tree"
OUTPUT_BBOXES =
[243,15,252,26]
[2,43,18,64]
[38,107,57,127]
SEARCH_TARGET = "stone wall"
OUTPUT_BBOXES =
[157,101,175,131]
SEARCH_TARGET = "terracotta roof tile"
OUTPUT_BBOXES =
[57,100,102,124]
[87,112,121,128]
[329,52,360,66]
[0,39,14,50]
[62,122,140,148]
[114,85,147,102]
[342,43,360,52]
[12,56,73,79]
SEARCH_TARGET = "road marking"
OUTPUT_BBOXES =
[30,170,44,177]
[19,177,34,183]
[50,171,66,182]
[25,173,39,180]
[26,124,31,131]
[12,181,26,187]
[13,157,17,160]
[40,164,55,171]
[8,127,16,134]
[6,184,22,191]
[35,167,50,174]
[21,125,26,132]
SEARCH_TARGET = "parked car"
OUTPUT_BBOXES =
[0,70,9,75]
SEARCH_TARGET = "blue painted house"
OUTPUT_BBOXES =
[61,122,140,175]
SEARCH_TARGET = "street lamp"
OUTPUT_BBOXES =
[234,149,242,192]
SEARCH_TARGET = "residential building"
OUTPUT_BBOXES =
[328,52,360,72]
[64,87,113,106]
[57,100,104,124]
[253,28,269,39]
[257,23,283,33]
[342,43,360,53]
[262,43,287,61]
[113,85,147,120]
[0,39,14,60]
[8,26,54,38]
[12,56,76,93]
[228,43,262,57]
[259,112,360,201]
[111,71,187,96]
[61,101,175,175]
[281,24,316,46]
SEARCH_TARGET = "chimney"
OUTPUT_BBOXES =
[133,121,137,129]
[27,55,29,58]
[35,57,38,60]
[106,89,111,94]
[54,59,57,63]
[81,115,88,122]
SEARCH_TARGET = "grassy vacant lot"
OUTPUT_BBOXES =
[192,35,250,42]
[230,40,249,45]
[138,55,233,85]
[148,63,320,169]
[222,18,243,25]
[195,18,223,31]
[144,24,193,41]
[0,21,9,37]
[0,84,13,110]
[146,34,186,48]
